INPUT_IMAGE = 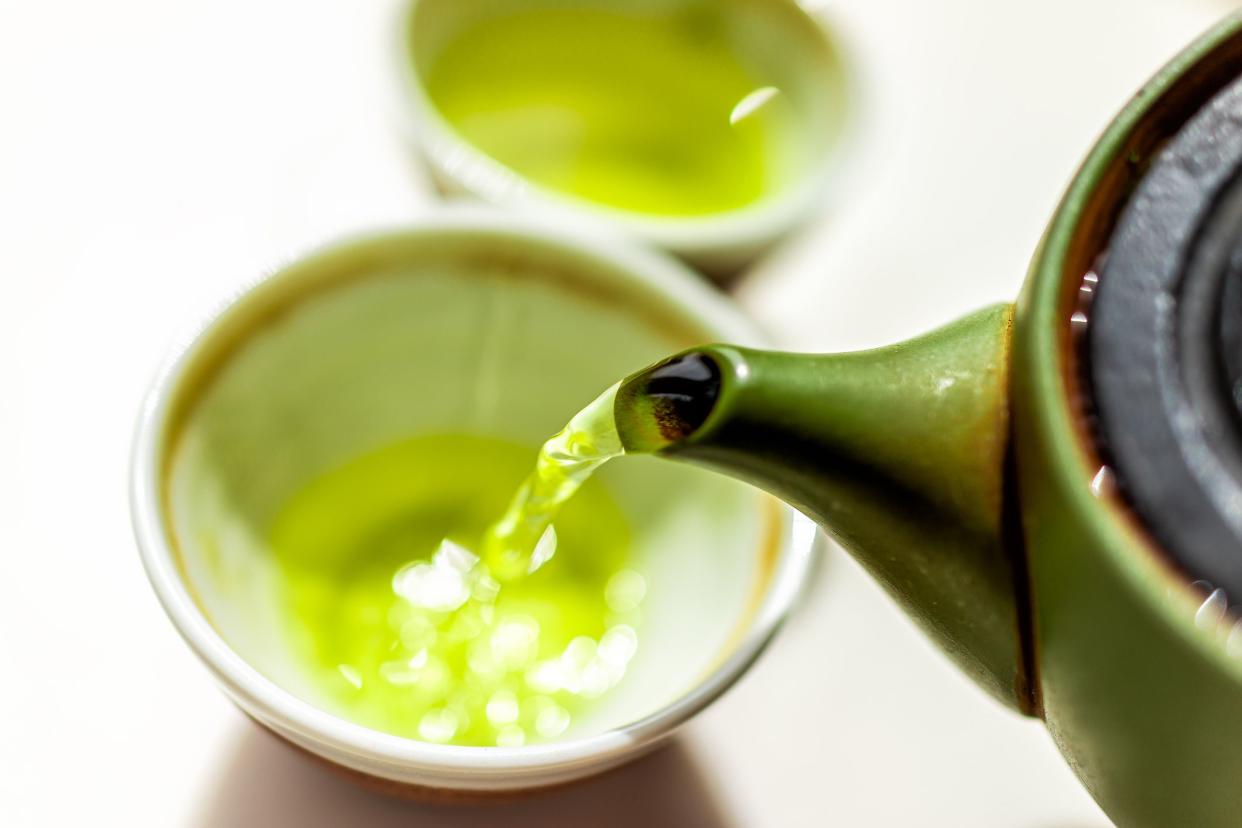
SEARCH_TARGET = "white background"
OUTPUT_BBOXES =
[1,1,1236,825]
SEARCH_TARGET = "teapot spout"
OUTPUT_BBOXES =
[615,304,1034,713]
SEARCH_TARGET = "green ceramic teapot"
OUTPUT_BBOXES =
[614,14,1242,828]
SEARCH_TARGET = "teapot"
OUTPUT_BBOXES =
[614,14,1242,828]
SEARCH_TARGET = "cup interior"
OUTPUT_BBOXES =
[403,0,848,229]
[157,227,783,744]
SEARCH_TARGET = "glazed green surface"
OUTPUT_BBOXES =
[1014,12,1242,826]
[619,305,1025,710]
[589,11,1242,825]
[420,6,794,216]
[608,17,1242,820]
[269,434,643,747]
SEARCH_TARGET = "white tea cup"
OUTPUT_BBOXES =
[397,0,852,275]
[130,209,817,795]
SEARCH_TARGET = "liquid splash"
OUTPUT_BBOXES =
[365,386,633,746]
[730,86,782,126]
[375,535,642,746]
[482,382,626,581]
[272,432,642,748]
[367,382,635,744]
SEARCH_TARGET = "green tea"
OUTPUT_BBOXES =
[420,5,794,216]
[484,383,625,581]
[270,432,644,747]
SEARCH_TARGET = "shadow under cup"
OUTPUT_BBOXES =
[137,222,808,792]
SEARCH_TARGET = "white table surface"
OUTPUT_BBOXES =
[1,1,1236,825]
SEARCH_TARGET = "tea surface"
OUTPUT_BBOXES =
[420,6,794,216]
[270,433,645,747]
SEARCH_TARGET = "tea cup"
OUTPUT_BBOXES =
[130,208,817,794]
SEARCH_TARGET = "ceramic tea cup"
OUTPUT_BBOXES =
[396,0,851,275]
[129,208,816,795]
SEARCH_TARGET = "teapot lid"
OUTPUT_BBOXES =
[1092,73,1242,603]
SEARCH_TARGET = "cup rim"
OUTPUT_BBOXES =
[393,0,853,264]
[129,207,818,789]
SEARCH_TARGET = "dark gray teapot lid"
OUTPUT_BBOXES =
[1091,72,1242,604]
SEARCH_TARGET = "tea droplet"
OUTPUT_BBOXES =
[418,708,459,743]
[730,86,781,126]
[337,664,363,690]
[495,724,526,747]
[486,689,520,725]
[534,701,571,739]
[605,570,647,613]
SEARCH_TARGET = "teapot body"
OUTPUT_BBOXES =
[1013,15,1242,824]
[615,14,1242,826]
